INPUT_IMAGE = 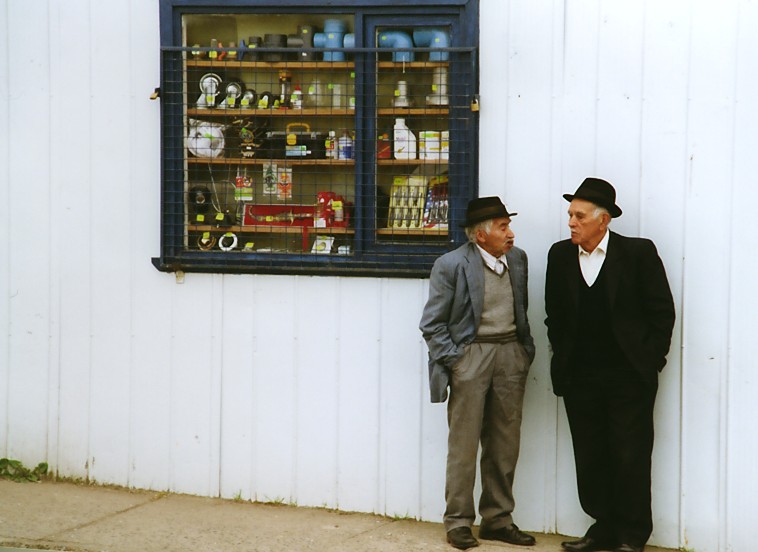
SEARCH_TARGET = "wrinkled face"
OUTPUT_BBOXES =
[568,199,608,252]
[477,217,515,257]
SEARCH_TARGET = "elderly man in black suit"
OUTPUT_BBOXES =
[545,178,675,552]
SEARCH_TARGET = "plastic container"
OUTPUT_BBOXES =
[393,118,417,159]
[337,130,353,160]
[305,79,329,108]
[290,85,303,109]
[325,130,337,159]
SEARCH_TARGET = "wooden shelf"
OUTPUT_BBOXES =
[186,108,355,117]
[186,60,355,70]
[377,62,448,69]
[377,159,447,166]
[189,224,353,235]
[377,107,448,116]
[377,227,448,236]
[187,157,354,166]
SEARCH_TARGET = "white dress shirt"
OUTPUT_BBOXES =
[477,244,508,275]
[578,230,609,286]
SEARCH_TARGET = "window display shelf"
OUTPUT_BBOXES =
[155,0,478,276]
[187,158,354,166]
[376,227,447,236]
[189,224,353,235]
[186,60,355,70]
[376,159,447,166]
[186,108,355,117]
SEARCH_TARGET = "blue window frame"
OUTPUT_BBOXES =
[154,0,479,277]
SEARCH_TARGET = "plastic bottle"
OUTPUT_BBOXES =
[290,85,303,109]
[325,130,337,159]
[393,118,417,159]
[337,130,353,160]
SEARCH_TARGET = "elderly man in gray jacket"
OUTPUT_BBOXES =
[420,197,536,550]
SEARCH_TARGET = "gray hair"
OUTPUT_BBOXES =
[593,205,611,221]
[465,219,493,242]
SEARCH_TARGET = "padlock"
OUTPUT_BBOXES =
[470,95,480,112]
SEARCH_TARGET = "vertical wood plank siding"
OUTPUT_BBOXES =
[2,1,757,550]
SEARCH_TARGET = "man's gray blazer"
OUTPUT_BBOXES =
[419,241,535,403]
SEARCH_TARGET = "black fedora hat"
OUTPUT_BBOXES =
[563,177,622,218]
[461,196,517,227]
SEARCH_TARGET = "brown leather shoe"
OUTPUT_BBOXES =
[479,524,536,546]
[446,527,479,550]
[561,536,616,551]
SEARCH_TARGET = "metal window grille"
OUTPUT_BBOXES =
[155,42,477,277]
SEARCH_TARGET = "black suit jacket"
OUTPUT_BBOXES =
[545,231,675,396]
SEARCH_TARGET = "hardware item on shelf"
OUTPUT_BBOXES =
[337,130,353,160]
[426,66,449,106]
[290,85,303,109]
[422,174,449,229]
[262,163,278,196]
[311,235,335,254]
[330,82,344,109]
[189,185,212,215]
[242,204,314,226]
[388,176,427,229]
[197,233,217,251]
[212,209,236,227]
[313,19,352,62]
[246,36,262,60]
[218,232,238,251]
[262,34,287,61]
[190,44,205,60]
[377,30,414,62]
[256,91,274,109]
[393,80,411,108]
[325,130,337,159]
[261,123,327,159]
[276,167,292,200]
[393,118,417,160]
[240,89,257,109]
[195,72,222,108]
[296,25,315,61]
[186,119,226,158]
[234,174,254,201]
[412,28,451,61]
[314,191,350,228]
[376,133,392,159]
[419,130,449,160]
[278,71,292,108]
[238,120,267,158]
[304,79,329,108]
[261,162,293,200]
[220,81,244,109]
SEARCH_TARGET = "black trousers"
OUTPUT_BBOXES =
[563,373,658,547]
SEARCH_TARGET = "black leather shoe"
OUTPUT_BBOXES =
[446,527,479,550]
[479,524,536,546]
[614,545,644,552]
[561,536,616,552]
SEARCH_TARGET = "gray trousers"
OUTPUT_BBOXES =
[444,340,530,531]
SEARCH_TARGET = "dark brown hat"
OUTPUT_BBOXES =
[563,177,622,218]
[462,196,517,227]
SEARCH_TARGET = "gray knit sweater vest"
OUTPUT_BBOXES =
[477,262,517,339]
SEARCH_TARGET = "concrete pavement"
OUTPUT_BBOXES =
[0,479,677,552]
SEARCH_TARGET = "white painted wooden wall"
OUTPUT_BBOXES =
[2,1,757,551]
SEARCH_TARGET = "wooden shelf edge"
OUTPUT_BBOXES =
[377,228,448,236]
[189,225,354,235]
[187,158,355,166]
[186,60,355,69]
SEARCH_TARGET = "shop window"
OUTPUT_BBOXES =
[154,0,479,277]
